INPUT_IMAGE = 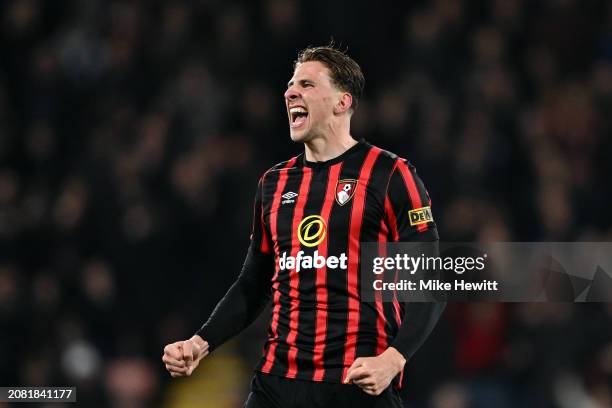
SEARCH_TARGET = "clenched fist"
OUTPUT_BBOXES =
[162,335,209,377]
[344,347,406,396]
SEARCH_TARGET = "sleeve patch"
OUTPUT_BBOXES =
[408,206,433,226]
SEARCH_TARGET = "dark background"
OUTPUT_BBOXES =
[0,0,611,407]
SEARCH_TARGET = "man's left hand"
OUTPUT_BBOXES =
[344,347,406,396]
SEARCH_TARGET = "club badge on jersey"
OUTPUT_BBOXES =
[335,179,357,206]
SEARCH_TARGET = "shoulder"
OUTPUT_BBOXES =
[262,155,301,177]
[364,143,433,199]
[264,155,301,175]
[364,142,415,173]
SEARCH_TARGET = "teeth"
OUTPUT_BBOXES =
[290,107,307,114]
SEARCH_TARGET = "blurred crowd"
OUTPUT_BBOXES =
[0,0,611,407]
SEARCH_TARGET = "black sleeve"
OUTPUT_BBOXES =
[385,160,445,360]
[196,177,274,352]
[390,300,446,360]
[196,246,273,351]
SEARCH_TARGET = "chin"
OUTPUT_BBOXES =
[289,129,310,143]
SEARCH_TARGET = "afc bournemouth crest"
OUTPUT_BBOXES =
[335,179,357,206]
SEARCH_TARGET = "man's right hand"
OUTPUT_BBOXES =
[162,335,210,377]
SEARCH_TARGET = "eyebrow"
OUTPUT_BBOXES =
[287,79,314,88]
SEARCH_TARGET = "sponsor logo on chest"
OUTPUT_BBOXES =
[278,214,348,272]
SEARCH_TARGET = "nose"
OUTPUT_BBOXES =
[284,87,299,101]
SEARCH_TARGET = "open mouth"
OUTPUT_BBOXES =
[289,106,308,128]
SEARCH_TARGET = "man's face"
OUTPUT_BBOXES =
[284,61,343,143]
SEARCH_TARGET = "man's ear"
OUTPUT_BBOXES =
[334,92,353,114]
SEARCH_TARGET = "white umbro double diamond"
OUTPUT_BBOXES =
[282,191,298,204]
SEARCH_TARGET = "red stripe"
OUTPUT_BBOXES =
[384,172,405,389]
[384,195,402,329]
[396,160,428,233]
[285,167,313,378]
[250,176,272,254]
[385,220,405,390]
[260,175,271,254]
[260,177,271,253]
[261,157,297,373]
[260,224,271,254]
[375,218,388,355]
[312,162,343,381]
[342,147,381,381]
[397,368,404,390]
[384,195,399,242]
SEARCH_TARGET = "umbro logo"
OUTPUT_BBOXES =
[282,191,298,205]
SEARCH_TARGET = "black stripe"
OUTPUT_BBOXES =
[322,144,372,381]
[291,165,331,376]
[355,152,395,359]
[273,165,306,375]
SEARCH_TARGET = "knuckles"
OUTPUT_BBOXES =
[164,342,181,354]
[164,341,200,378]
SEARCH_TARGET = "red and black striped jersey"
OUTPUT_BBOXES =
[248,139,438,383]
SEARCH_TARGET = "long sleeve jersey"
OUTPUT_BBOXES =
[198,139,445,384]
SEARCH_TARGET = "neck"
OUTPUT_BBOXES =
[304,123,357,163]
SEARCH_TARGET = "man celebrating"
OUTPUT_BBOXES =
[162,45,445,407]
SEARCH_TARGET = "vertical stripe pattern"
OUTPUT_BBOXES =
[341,147,382,381]
[261,157,297,373]
[254,142,437,383]
[396,160,428,233]
[285,168,313,377]
[312,162,343,381]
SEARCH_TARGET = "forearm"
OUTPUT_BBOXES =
[196,247,273,351]
[389,301,446,360]
[390,239,445,360]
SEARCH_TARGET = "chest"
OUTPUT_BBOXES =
[261,168,386,248]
